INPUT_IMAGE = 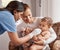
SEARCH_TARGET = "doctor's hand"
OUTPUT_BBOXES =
[29,28,41,38]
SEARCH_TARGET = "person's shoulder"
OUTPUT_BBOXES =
[0,10,9,14]
[0,10,14,21]
[0,11,16,33]
[0,10,13,17]
[5,11,12,15]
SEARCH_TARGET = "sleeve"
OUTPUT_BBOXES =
[44,27,57,44]
[0,15,17,33]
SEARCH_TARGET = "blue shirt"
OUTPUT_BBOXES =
[0,10,16,35]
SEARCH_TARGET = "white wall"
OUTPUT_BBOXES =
[46,0,60,23]
[0,0,2,8]
[41,0,48,17]
[0,32,10,50]
[47,0,52,17]
[17,0,22,2]
[31,0,36,17]
[51,0,60,23]
[36,0,41,17]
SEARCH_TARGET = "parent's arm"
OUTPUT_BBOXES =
[43,27,57,44]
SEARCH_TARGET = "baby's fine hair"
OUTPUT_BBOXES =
[41,17,53,26]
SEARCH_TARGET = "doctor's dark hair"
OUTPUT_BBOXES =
[5,1,24,15]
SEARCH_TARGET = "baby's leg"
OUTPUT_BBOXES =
[30,44,44,50]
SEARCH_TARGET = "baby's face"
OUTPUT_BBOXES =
[39,21,49,31]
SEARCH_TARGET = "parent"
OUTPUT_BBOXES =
[17,4,57,50]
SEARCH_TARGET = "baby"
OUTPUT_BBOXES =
[22,17,53,50]
[30,17,53,50]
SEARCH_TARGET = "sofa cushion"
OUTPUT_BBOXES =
[52,22,60,40]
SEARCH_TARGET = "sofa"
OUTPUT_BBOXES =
[50,22,60,50]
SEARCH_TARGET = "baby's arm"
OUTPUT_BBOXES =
[32,31,51,45]
[41,31,51,40]
[35,31,51,45]
[33,40,44,45]
[44,27,57,44]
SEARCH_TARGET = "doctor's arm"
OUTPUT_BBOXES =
[8,28,41,46]
[8,32,32,46]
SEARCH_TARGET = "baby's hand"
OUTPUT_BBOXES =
[37,35,43,40]
[29,28,41,38]
[33,36,38,41]
[41,31,48,36]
